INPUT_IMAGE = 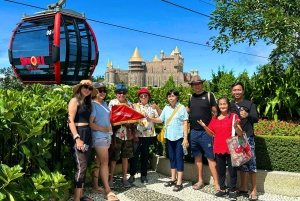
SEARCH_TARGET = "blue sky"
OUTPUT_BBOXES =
[0,0,273,80]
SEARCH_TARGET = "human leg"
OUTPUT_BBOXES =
[165,140,178,185]
[190,129,204,185]
[249,172,258,199]
[109,138,122,187]
[207,158,219,190]
[93,145,110,194]
[140,137,152,177]
[173,138,184,185]
[91,155,104,194]
[215,153,227,190]
[227,153,238,192]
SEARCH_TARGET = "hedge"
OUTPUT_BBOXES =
[255,135,300,172]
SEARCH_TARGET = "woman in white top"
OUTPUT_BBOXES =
[127,88,161,184]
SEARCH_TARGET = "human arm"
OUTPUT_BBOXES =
[233,118,243,136]
[197,119,215,137]
[147,117,163,124]
[182,120,189,148]
[240,103,259,124]
[89,116,112,132]
[68,98,85,151]
[152,101,162,116]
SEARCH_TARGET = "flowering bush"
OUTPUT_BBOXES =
[254,119,300,137]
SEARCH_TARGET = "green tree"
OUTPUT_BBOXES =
[0,67,23,90]
[208,0,300,70]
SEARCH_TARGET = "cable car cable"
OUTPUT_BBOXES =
[4,0,268,59]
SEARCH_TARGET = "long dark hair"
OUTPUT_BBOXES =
[75,85,92,111]
[215,96,231,118]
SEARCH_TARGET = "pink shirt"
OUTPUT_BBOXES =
[208,113,239,154]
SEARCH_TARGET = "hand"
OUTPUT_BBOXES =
[183,139,189,148]
[197,119,206,127]
[76,139,85,152]
[152,102,159,110]
[239,107,248,118]
[233,119,241,128]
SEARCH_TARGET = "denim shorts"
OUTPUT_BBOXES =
[190,129,214,159]
[238,136,257,172]
[92,137,111,148]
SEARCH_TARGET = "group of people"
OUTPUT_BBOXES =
[67,76,258,201]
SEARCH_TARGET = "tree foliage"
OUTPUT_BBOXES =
[209,0,300,70]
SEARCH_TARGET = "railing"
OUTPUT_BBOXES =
[0,116,70,175]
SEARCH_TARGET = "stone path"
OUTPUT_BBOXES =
[68,171,300,201]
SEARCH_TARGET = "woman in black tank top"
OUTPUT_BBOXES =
[68,80,98,201]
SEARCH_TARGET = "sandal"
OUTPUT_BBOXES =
[164,179,177,187]
[91,187,105,194]
[80,196,94,201]
[104,192,119,201]
[173,184,183,192]
[249,194,258,201]
[192,182,204,190]
[237,189,248,194]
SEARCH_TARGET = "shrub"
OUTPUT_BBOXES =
[255,135,300,172]
[254,119,300,137]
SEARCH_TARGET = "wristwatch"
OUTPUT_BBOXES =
[73,134,80,140]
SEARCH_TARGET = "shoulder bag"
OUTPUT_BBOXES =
[226,114,253,167]
[157,104,182,143]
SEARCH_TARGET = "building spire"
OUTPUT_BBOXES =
[129,47,144,62]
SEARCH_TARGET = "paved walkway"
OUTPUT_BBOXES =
[68,171,300,201]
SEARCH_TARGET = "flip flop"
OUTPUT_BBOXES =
[104,192,119,201]
[91,187,105,194]
[249,194,258,201]
[80,195,94,201]
[192,182,204,190]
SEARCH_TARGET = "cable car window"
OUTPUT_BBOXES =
[11,17,55,78]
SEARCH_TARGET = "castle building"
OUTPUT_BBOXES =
[105,46,195,87]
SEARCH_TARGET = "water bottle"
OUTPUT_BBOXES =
[182,144,188,155]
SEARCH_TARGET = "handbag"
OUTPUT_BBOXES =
[226,114,253,167]
[157,104,182,143]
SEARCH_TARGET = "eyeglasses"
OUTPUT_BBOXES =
[97,88,106,93]
[82,85,93,91]
[139,94,149,98]
[117,91,127,95]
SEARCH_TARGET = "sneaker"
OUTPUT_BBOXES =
[127,175,135,183]
[108,180,114,189]
[229,191,237,201]
[215,190,227,197]
[141,176,148,183]
[122,180,132,188]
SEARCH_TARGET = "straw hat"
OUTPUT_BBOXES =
[72,80,98,96]
[188,75,206,85]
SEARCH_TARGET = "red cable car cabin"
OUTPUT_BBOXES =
[8,7,98,84]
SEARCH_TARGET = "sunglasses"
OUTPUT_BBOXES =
[117,91,127,95]
[97,88,107,93]
[82,85,93,91]
[139,94,149,98]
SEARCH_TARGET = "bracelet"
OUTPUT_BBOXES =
[73,134,80,140]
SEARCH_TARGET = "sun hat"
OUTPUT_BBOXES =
[72,80,98,96]
[137,88,150,97]
[114,84,128,93]
[188,75,206,85]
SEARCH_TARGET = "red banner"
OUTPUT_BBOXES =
[110,104,144,126]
